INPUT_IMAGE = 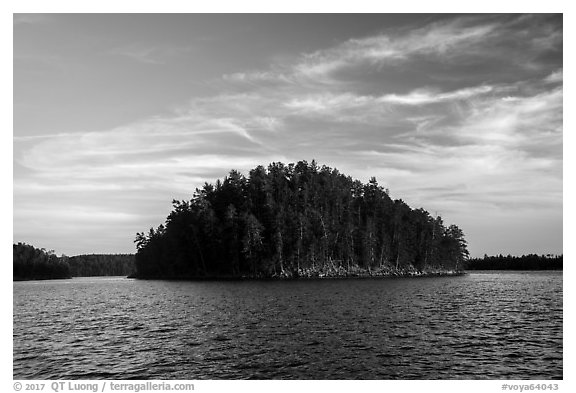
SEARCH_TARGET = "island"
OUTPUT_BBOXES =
[133,160,469,279]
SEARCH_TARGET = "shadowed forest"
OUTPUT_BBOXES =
[465,254,562,270]
[13,243,134,280]
[134,161,469,279]
[13,243,71,280]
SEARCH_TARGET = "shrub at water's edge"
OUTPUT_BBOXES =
[134,161,469,279]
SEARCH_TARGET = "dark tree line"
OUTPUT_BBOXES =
[63,254,135,277]
[13,242,71,280]
[14,243,136,280]
[465,254,563,270]
[134,161,469,279]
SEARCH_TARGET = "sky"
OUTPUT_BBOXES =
[13,13,563,257]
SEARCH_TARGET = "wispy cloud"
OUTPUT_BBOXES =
[224,15,561,86]
[545,69,563,84]
[292,17,498,80]
[108,44,197,64]
[379,85,496,105]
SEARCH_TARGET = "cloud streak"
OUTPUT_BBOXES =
[108,44,198,65]
[224,15,561,87]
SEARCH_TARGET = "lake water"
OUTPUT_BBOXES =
[13,271,562,379]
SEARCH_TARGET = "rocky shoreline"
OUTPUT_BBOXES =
[131,264,466,280]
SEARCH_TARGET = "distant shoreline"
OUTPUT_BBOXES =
[13,276,72,282]
[465,254,562,271]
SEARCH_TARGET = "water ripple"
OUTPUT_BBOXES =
[13,272,562,379]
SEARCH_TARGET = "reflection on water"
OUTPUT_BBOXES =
[13,271,562,379]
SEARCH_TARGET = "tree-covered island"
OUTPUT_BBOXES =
[134,160,469,279]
